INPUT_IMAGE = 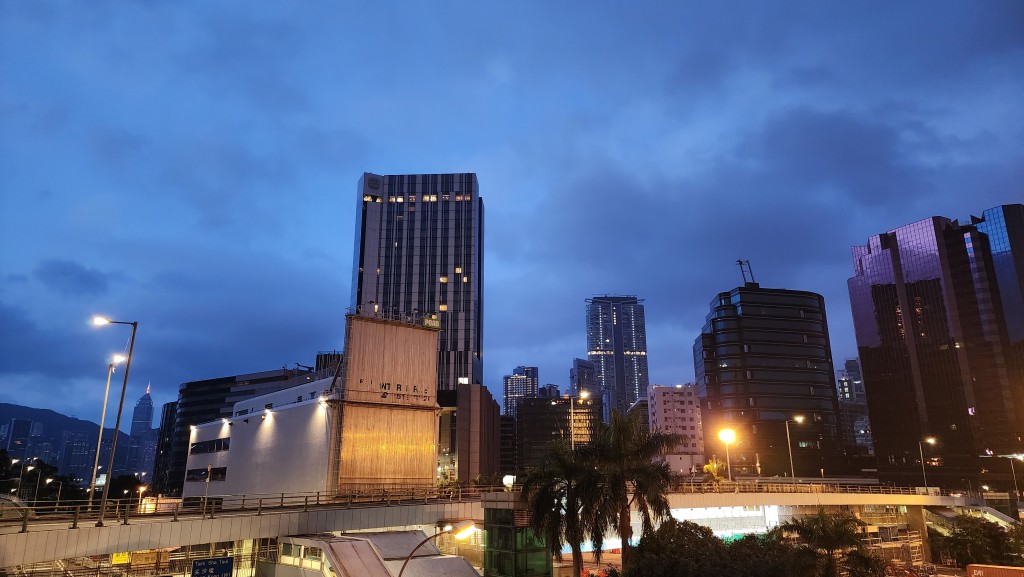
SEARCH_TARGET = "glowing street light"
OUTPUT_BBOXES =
[397,520,476,577]
[785,415,805,479]
[88,353,126,510]
[718,429,736,482]
[919,437,937,487]
[91,316,139,527]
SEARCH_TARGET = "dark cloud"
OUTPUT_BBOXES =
[34,259,109,296]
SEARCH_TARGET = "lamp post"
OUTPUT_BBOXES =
[784,415,805,479]
[15,463,34,500]
[397,520,475,577]
[718,429,736,482]
[919,437,937,487]
[1011,455,1022,496]
[91,316,138,527]
[32,469,44,506]
[45,478,63,509]
[88,353,126,510]
[570,390,590,450]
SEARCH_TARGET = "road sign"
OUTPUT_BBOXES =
[191,557,233,577]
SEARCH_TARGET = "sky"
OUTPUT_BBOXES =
[1,2,1022,424]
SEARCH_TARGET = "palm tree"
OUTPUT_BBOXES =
[519,442,603,577]
[589,410,684,568]
[780,509,865,577]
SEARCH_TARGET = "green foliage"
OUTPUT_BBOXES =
[780,509,866,577]
[624,511,887,577]
[929,514,1012,568]
[702,458,726,489]
[585,410,683,568]
[519,442,602,577]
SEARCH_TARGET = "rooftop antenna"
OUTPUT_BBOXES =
[736,260,757,284]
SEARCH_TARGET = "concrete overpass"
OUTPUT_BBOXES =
[0,483,985,569]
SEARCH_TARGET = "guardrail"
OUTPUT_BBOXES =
[0,480,969,535]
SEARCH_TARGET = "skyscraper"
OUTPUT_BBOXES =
[502,366,539,419]
[694,283,841,477]
[569,358,597,396]
[586,295,649,421]
[648,384,705,475]
[848,205,1024,487]
[836,359,873,455]
[130,386,158,479]
[351,172,484,391]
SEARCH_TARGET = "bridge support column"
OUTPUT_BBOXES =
[906,505,931,564]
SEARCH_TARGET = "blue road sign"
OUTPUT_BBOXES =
[191,557,233,577]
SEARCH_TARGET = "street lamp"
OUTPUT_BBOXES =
[91,316,139,527]
[15,463,35,500]
[718,429,736,482]
[397,520,476,577]
[785,415,805,479]
[570,390,590,450]
[88,353,126,510]
[32,468,44,505]
[919,437,937,487]
[45,478,63,509]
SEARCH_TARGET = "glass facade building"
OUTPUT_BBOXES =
[502,366,539,419]
[848,205,1024,487]
[693,284,842,477]
[351,172,484,391]
[586,295,649,422]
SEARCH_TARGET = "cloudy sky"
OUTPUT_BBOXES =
[1,2,1022,422]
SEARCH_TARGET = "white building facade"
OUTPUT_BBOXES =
[648,384,705,475]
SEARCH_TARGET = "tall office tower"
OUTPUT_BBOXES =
[57,431,92,483]
[836,359,874,455]
[157,368,309,496]
[586,295,650,422]
[569,358,597,396]
[539,384,560,398]
[151,401,177,496]
[502,366,539,418]
[5,418,32,461]
[694,283,842,478]
[648,384,706,475]
[849,205,1024,487]
[130,387,158,478]
[351,172,484,391]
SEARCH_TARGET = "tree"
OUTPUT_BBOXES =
[930,514,1010,567]
[702,458,727,491]
[519,443,603,577]
[588,410,682,568]
[843,549,888,577]
[780,509,865,577]
[624,519,726,577]
[725,530,794,577]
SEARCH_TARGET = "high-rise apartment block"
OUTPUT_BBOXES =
[836,359,873,455]
[848,205,1024,486]
[694,284,841,477]
[351,172,484,391]
[648,384,705,475]
[586,295,649,421]
[502,366,539,418]
[569,358,597,396]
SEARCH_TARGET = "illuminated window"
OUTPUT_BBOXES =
[439,304,448,311]
[440,276,448,283]
[455,267,462,274]
[463,277,469,283]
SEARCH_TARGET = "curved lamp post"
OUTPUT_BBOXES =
[785,415,805,478]
[91,316,138,527]
[718,429,736,482]
[15,463,34,500]
[88,353,126,510]
[397,520,475,577]
[919,437,937,487]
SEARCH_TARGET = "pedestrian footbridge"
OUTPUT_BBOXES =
[0,482,985,569]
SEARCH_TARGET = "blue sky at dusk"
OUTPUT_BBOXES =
[1,2,1022,422]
